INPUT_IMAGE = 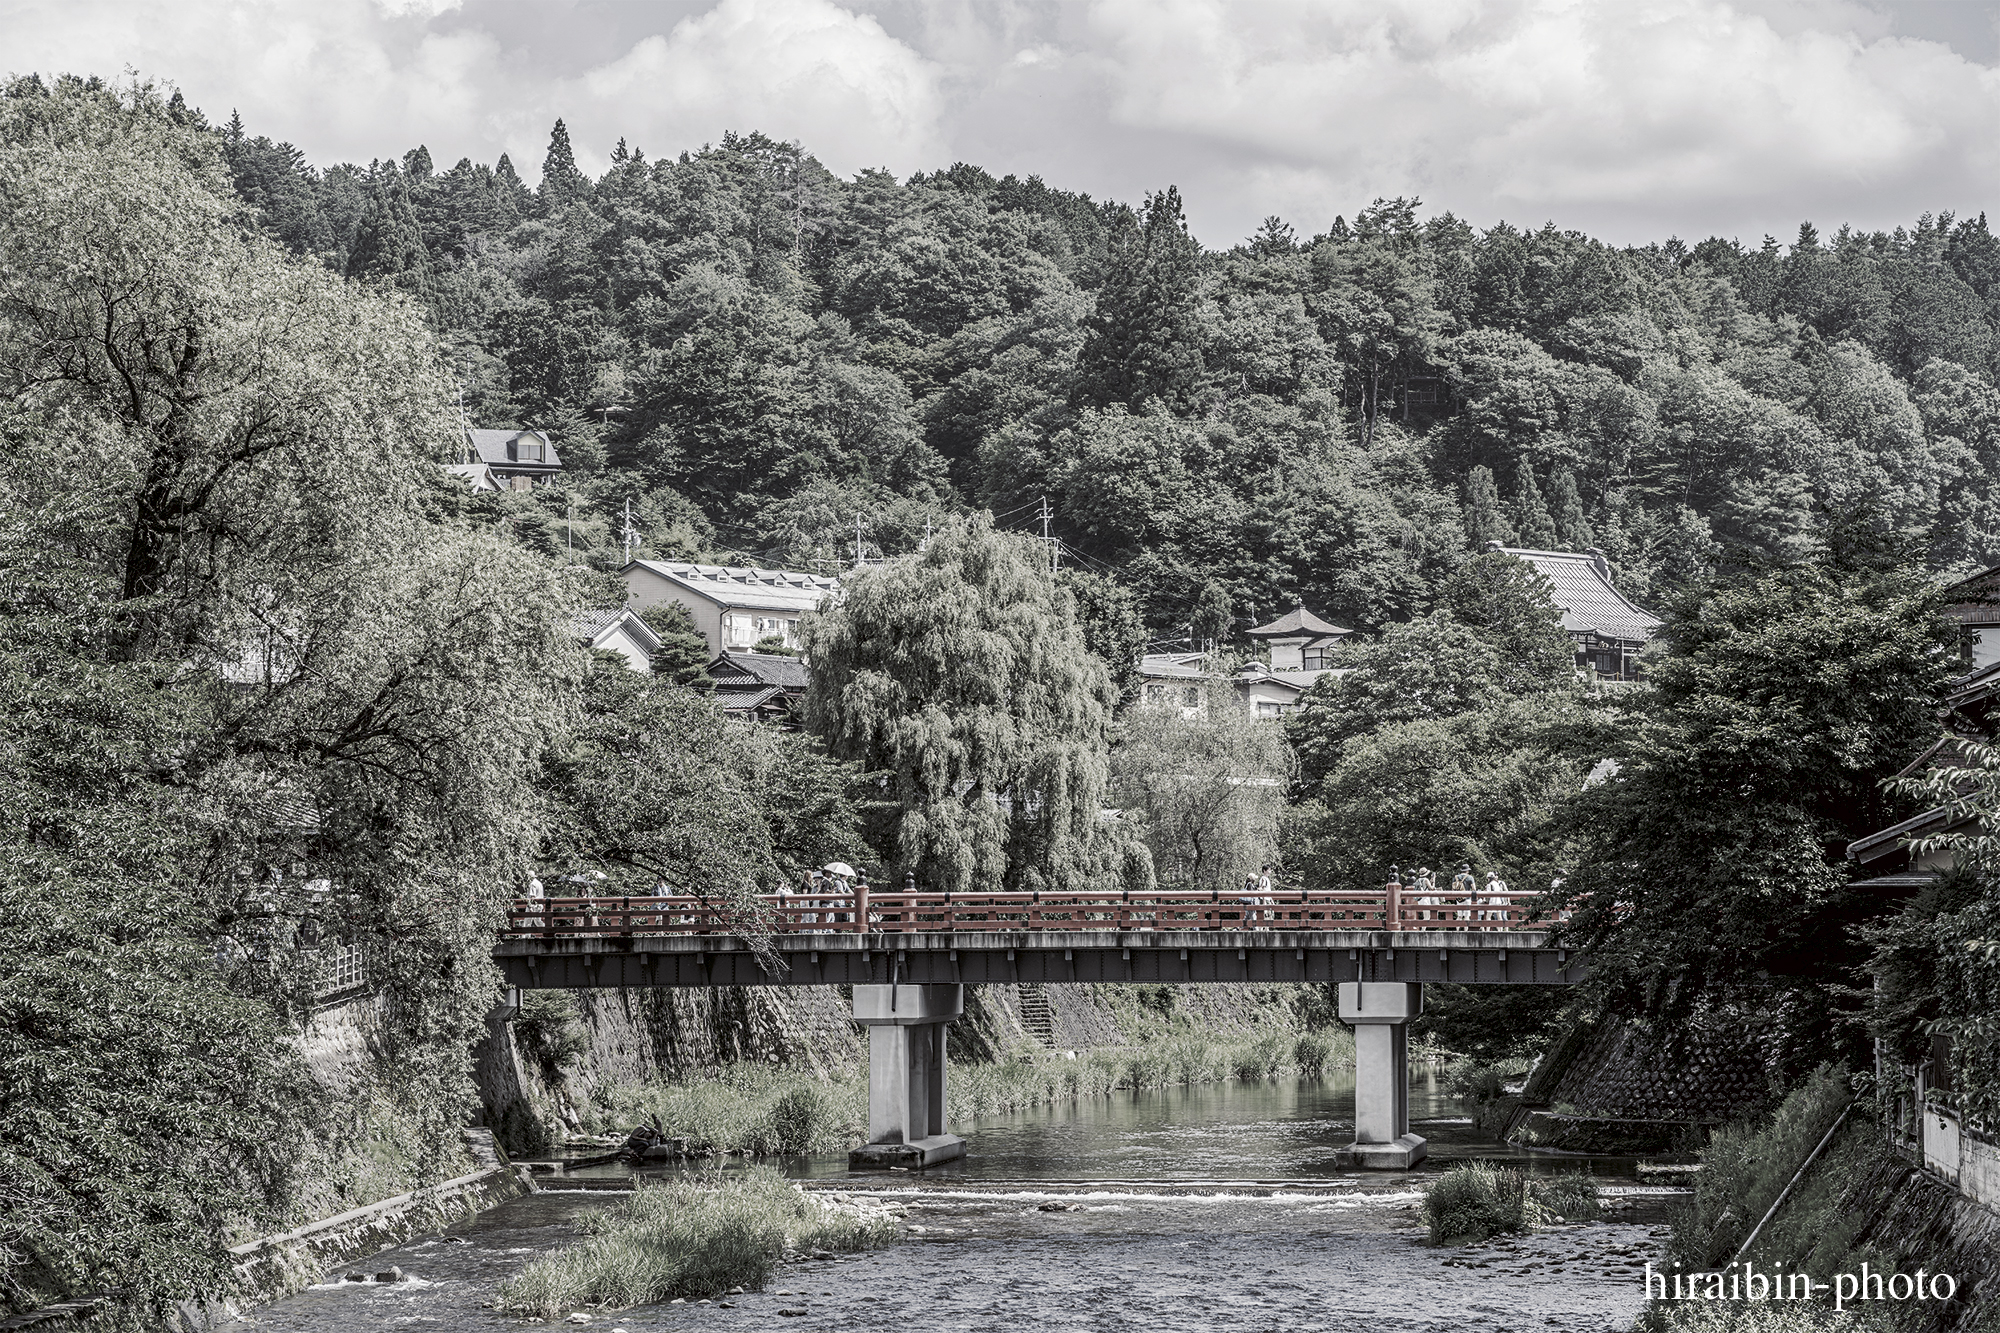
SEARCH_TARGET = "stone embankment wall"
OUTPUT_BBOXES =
[217,1150,534,1326]
[1769,1129,2000,1333]
[1507,1015,1776,1153]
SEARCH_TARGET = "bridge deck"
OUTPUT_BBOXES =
[494,929,1581,988]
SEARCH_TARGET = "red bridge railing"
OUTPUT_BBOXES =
[500,886,1567,940]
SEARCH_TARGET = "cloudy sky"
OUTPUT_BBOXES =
[8,0,2000,247]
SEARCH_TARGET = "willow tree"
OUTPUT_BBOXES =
[804,516,1131,893]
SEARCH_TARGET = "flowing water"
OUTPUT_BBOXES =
[247,1068,1685,1333]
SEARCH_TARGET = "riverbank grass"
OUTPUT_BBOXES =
[588,1068,867,1155]
[1423,1163,1599,1245]
[498,1168,896,1316]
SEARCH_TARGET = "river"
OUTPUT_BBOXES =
[247,1069,1683,1333]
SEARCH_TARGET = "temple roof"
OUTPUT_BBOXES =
[1492,546,1661,644]
[1245,606,1351,639]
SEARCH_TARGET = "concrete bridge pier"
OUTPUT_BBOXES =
[848,984,967,1169]
[1336,982,1428,1169]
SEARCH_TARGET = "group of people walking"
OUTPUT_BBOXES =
[1401,862,1515,922]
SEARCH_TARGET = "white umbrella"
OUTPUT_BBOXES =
[822,861,857,879]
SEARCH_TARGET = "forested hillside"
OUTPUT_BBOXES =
[219,110,2000,635]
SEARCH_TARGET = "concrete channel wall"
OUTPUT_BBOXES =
[1922,1106,2000,1211]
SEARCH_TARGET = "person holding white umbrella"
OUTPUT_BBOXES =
[823,862,857,925]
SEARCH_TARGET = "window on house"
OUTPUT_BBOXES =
[1256,701,1282,719]
[1182,687,1201,709]
[1145,684,1164,704]
[512,434,543,462]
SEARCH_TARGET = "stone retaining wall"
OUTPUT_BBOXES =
[218,1161,535,1319]
[1507,1013,1776,1151]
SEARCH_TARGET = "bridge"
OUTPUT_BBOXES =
[493,884,1583,1172]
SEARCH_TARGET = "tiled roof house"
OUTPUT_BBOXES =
[464,428,562,490]
[1491,545,1661,681]
[708,651,811,723]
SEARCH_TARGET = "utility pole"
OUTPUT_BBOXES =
[621,499,638,565]
[854,515,864,568]
[1038,495,1056,573]
[566,490,574,564]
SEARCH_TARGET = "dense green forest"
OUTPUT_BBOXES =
[221,106,2000,636]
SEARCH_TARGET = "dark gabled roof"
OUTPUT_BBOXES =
[1846,805,1961,866]
[1246,606,1351,638]
[1941,565,2000,623]
[466,428,562,471]
[708,651,810,690]
[713,684,790,713]
[1493,546,1661,644]
[1943,659,2000,714]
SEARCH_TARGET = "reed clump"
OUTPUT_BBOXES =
[498,1167,897,1317]
[1423,1163,1600,1245]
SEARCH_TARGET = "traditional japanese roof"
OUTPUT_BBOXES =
[1941,566,2000,625]
[1245,606,1351,639]
[708,651,810,691]
[712,684,790,714]
[1491,546,1661,644]
[1845,804,1962,868]
[626,560,839,614]
[466,428,562,471]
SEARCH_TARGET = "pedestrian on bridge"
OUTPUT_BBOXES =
[1237,873,1265,926]
[1451,863,1476,921]
[1482,870,1510,923]
[1411,866,1437,921]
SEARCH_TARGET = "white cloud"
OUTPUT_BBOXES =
[1,0,1996,245]
[1,0,941,178]
[1047,0,2000,240]
[374,0,464,19]
[567,0,945,173]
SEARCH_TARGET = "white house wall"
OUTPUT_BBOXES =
[594,625,655,674]
[621,569,727,656]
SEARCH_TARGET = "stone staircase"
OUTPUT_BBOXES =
[1016,984,1058,1048]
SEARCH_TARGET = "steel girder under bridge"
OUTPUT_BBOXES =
[491,929,1582,990]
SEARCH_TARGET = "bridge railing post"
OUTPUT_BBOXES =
[854,881,869,935]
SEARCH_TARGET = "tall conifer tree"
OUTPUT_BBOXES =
[1466,466,1517,548]
[1551,466,1591,548]
[1512,461,1558,548]
[539,119,588,209]
[1074,186,1206,414]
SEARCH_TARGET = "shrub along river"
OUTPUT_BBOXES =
[247,1067,1686,1333]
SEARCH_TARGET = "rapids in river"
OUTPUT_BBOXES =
[248,1067,1685,1333]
